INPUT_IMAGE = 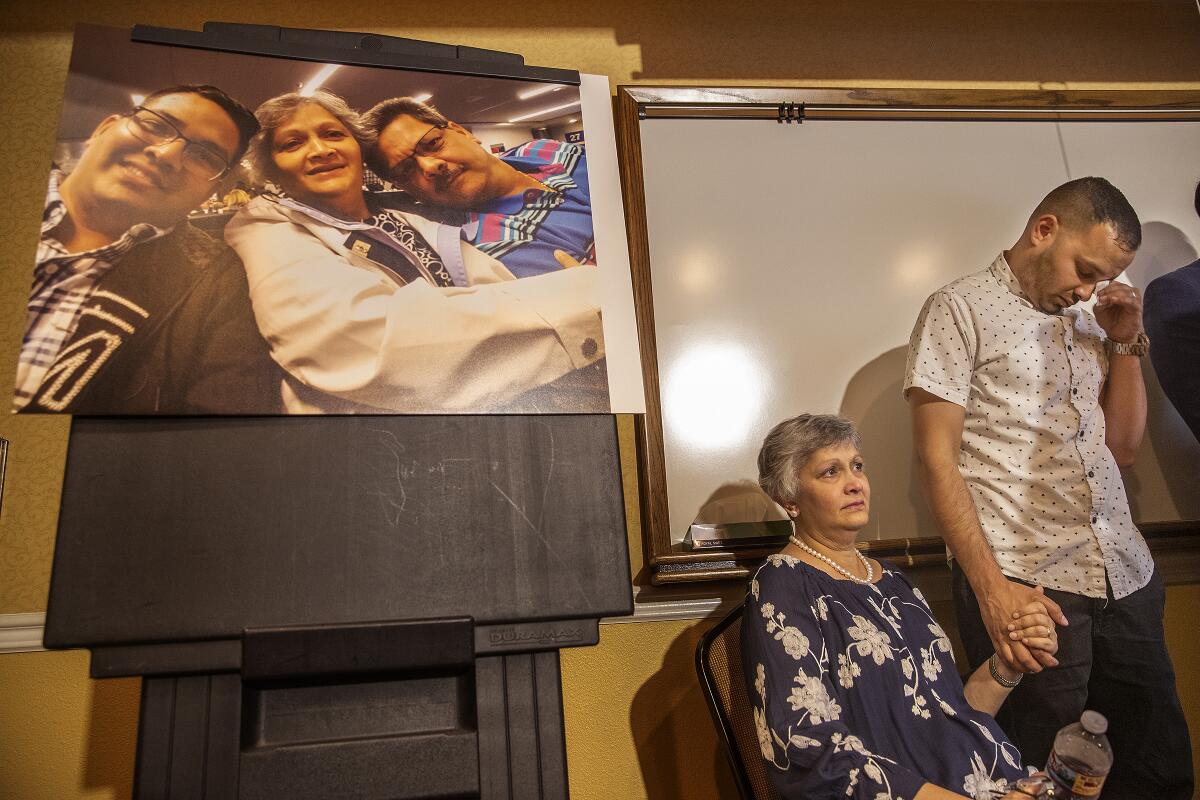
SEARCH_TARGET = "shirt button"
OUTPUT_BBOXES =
[1088,470,1094,478]
[1072,388,1078,395]
[581,338,598,358]
[1091,514,1098,524]
[1067,345,1073,351]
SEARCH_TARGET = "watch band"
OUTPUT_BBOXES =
[1107,331,1150,357]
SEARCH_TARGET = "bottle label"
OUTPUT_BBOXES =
[1046,749,1107,798]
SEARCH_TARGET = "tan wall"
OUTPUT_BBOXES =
[1,3,1199,798]
[4,584,1199,799]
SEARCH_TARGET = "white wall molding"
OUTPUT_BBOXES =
[0,612,46,654]
[601,587,743,625]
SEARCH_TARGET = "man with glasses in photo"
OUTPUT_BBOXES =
[16,84,282,413]
[363,97,593,278]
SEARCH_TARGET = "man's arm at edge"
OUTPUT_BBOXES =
[908,387,1066,672]
[1099,351,1147,468]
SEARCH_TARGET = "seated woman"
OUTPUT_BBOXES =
[224,90,606,413]
[744,414,1057,800]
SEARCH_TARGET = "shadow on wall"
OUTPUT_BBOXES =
[1125,222,1200,520]
[84,676,139,795]
[692,480,787,526]
[839,346,939,542]
[630,620,742,800]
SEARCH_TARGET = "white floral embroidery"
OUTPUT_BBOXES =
[761,601,776,620]
[790,733,821,749]
[755,663,767,700]
[815,596,829,620]
[848,615,894,666]
[788,673,842,724]
[962,751,1010,799]
[754,706,775,761]
[776,624,810,660]
[931,688,957,717]
[921,646,943,682]
[837,653,862,688]
[751,578,760,601]
[846,768,860,795]
[833,733,870,755]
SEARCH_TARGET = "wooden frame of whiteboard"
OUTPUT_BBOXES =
[613,85,1200,585]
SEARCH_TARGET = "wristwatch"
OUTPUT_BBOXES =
[1106,331,1150,357]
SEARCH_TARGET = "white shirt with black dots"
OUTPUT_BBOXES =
[903,253,1153,600]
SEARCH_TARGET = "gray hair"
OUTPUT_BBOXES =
[757,414,862,507]
[243,90,372,188]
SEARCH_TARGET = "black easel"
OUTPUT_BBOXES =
[46,414,631,799]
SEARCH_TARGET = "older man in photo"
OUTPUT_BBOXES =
[363,97,593,278]
[16,84,281,413]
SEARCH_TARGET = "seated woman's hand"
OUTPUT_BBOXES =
[1005,599,1059,663]
[1000,773,1053,798]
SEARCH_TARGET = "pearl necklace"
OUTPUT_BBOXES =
[788,534,874,584]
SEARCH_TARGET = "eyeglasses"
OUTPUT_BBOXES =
[124,107,233,181]
[388,123,448,184]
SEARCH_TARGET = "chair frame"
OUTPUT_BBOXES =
[695,603,760,800]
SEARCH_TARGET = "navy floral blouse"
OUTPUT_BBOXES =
[742,554,1028,800]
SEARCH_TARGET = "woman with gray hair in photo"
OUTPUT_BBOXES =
[743,414,1059,800]
[224,89,605,413]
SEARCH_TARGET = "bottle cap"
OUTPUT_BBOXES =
[1081,710,1108,735]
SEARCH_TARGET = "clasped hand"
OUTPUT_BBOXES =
[982,580,1068,674]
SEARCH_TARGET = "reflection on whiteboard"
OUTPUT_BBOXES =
[638,118,1200,544]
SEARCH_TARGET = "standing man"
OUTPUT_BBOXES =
[1143,181,1200,444]
[15,84,281,414]
[363,97,593,278]
[904,177,1192,799]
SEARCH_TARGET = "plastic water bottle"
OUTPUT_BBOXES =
[1044,710,1113,798]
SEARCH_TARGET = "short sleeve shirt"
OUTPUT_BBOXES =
[464,140,593,278]
[903,254,1153,599]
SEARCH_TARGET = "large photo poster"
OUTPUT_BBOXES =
[15,25,644,415]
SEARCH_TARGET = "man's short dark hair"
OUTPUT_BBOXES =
[360,97,451,177]
[1032,176,1142,252]
[142,84,260,163]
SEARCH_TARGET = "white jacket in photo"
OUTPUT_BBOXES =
[224,195,607,413]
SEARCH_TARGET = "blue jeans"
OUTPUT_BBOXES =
[952,563,1193,800]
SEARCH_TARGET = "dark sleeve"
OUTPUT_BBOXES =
[175,250,284,413]
[741,564,928,800]
[1144,268,1200,443]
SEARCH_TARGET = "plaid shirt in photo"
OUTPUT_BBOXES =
[14,170,166,410]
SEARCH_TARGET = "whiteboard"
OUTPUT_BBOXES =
[638,118,1200,544]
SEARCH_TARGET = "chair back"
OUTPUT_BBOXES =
[696,603,782,800]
